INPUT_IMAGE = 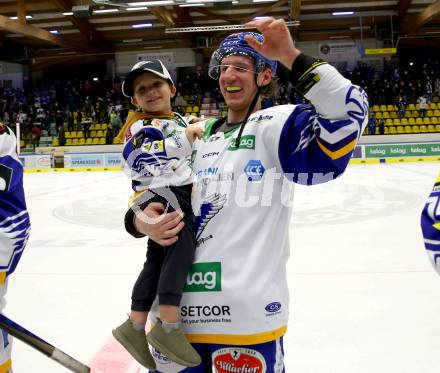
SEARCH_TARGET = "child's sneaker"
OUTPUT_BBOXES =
[112,319,156,370]
[147,322,201,367]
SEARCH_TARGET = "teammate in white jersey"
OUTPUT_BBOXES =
[125,18,369,372]
[113,60,202,369]
[421,173,440,275]
[0,122,31,372]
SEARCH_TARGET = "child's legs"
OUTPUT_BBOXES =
[157,217,195,321]
[150,343,210,373]
[131,238,165,323]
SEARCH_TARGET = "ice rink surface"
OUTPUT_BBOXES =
[7,161,440,373]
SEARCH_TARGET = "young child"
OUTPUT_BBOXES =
[112,59,202,370]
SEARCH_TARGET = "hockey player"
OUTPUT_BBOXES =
[125,17,369,371]
[421,173,440,275]
[112,59,202,369]
[0,123,31,372]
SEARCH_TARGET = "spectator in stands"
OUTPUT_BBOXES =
[55,110,63,131]
[174,92,184,107]
[368,112,377,135]
[378,118,385,135]
[418,94,428,118]
[30,125,41,149]
[83,118,91,138]
[426,80,433,102]
[435,78,440,96]
[65,108,74,132]
[105,124,113,145]
[58,124,66,146]
[2,112,9,127]
[111,110,122,137]
[395,95,406,119]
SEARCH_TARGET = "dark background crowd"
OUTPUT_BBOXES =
[1,55,439,148]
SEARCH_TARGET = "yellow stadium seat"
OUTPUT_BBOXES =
[412,110,419,117]
[51,139,59,146]
[390,111,398,119]
[77,131,84,137]
[101,124,107,130]
[99,138,106,145]
[423,117,431,125]
[401,118,408,125]
[416,118,423,125]
[436,124,440,132]
[429,103,436,110]
[385,118,393,125]
[412,125,419,133]
[93,138,100,145]
[397,126,404,133]
[376,112,383,119]
[387,105,395,112]
[428,125,435,132]
[383,111,390,118]
[71,131,77,138]
[86,138,93,145]
[408,103,416,110]
[404,110,412,118]
[404,125,412,134]
[434,109,440,116]
[419,125,428,133]
[427,110,434,117]
[90,130,97,137]
[95,124,102,130]
[78,138,85,145]
[393,118,401,125]
[409,118,416,125]
[90,124,96,130]
[65,131,71,138]
[66,139,72,145]
[431,117,439,125]
[97,130,104,137]
[380,105,387,111]
[192,106,200,113]
[372,105,380,112]
[72,138,78,145]
[389,126,396,134]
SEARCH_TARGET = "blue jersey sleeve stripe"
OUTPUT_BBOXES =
[316,137,357,161]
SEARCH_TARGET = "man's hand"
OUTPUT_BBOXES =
[134,202,184,246]
[244,17,301,70]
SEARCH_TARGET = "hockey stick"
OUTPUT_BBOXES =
[0,314,90,373]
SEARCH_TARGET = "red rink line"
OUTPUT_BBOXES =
[88,336,142,373]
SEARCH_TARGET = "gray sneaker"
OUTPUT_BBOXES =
[147,322,201,367]
[112,319,156,370]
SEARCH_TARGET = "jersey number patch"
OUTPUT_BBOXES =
[0,164,13,192]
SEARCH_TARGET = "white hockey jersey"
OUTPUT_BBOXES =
[0,124,30,281]
[149,62,369,345]
[421,172,440,275]
[122,112,193,191]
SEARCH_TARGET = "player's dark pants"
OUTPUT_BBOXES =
[131,184,195,310]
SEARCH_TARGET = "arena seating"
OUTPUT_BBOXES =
[365,99,440,135]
